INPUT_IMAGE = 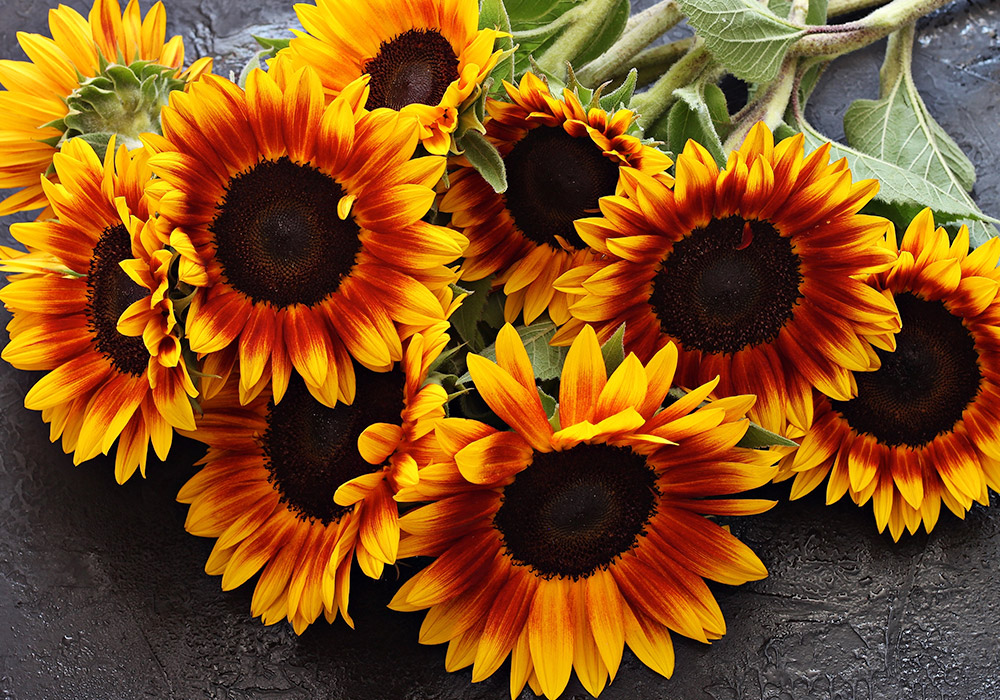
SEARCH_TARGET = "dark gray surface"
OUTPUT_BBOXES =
[2,1,1000,698]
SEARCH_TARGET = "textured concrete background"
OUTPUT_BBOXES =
[1,1,999,698]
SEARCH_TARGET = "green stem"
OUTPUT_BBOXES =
[723,55,797,152]
[611,37,696,87]
[827,0,889,18]
[534,0,623,81]
[633,41,712,128]
[576,0,684,86]
[791,0,950,57]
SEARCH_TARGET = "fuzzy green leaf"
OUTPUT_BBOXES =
[459,130,508,192]
[599,68,637,111]
[481,0,516,86]
[678,0,805,84]
[667,84,727,166]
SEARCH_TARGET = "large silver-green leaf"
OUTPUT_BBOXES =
[678,0,805,83]
[842,28,988,239]
[797,119,999,246]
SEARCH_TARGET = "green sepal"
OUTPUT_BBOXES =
[737,422,798,449]
[599,323,626,376]
[598,68,637,112]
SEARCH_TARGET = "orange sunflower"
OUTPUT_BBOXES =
[279,0,504,155]
[781,209,1000,539]
[177,331,449,633]
[555,122,901,434]
[390,324,779,698]
[145,62,467,408]
[440,72,673,326]
[0,0,212,217]
[0,137,197,483]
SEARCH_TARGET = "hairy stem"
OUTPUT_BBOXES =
[792,0,950,57]
[576,0,684,86]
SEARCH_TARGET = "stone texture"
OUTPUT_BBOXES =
[2,1,999,698]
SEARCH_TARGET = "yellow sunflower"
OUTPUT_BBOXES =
[781,209,1000,539]
[0,137,197,483]
[279,0,504,155]
[144,61,467,408]
[0,0,212,217]
[555,122,901,434]
[177,332,449,633]
[440,72,673,326]
[390,324,779,699]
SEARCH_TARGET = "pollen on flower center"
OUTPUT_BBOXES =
[493,444,658,579]
[363,28,460,111]
[210,156,362,308]
[649,217,803,354]
[832,293,983,447]
[503,126,621,251]
[86,223,150,377]
[261,370,406,525]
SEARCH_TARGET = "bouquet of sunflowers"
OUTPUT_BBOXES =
[2,0,998,697]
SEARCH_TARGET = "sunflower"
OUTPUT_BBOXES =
[439,72,673,326]
[177,331,448,633]
[144,61,467,408]
[0,137,197,483]
[0,0,212,217]
[554,122,901,435]
[778,209,1000,539]
[389,324,779,698]
[278,0,503,155]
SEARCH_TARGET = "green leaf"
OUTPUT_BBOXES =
[481,290,507,329]
[505,0,570,21]
[806,0,829,25]
[448,276,495,351]
[666,84,727,167]
[481,0,516,85]
[797,119,999,240]
[843,27,982,230]
[599,68,637,111]
[539,387,558,418]
[767,0,826,23]
[459,130,508,192]
[572,0,630,67]
[737,422,799,449]
[458,317,568,383]
[677,0,805,84]
[599,323,626,375]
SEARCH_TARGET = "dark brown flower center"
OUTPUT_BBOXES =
[364,29,459,111]
[210,156,361,308]
[493,444,658,579]
[261,369,405,525]
[86,223,149,377]
[832,293,982,448]
[504,126,621,250]
[650,217,803,354]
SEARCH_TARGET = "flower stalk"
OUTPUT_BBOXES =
[792,0,951,57]
[632,40,713,128]
[576,0,684,86]
[534,0,624,80]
